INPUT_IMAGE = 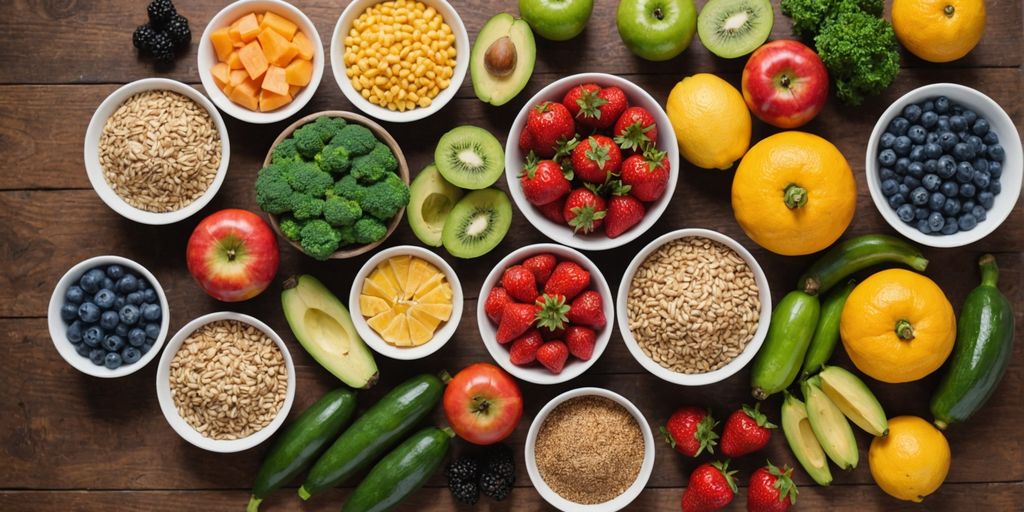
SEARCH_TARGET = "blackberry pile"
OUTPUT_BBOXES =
[445,444,516,505]
[132,0,191,63]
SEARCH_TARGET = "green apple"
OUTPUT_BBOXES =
[616,0,697,61]
[519,0,594,41]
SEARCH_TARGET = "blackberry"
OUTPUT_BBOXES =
[449,480,479,505]
[479,444,515,501]
[445,457,479,483]
[480,472,513,501]
[164,14,191,48]
[149,32,175,63]
[133,24,158,53]
[147,0,177,27]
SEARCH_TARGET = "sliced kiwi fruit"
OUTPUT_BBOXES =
[441,188,512,259]
[697,0,773,59]
[434,125,505,190]
[407,164,464,247]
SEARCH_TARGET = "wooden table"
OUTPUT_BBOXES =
[1,1,1021,510]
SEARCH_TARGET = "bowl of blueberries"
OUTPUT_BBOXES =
[48,255,169,377]
[866,83,1022,247]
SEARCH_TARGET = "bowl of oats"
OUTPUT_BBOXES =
[84,78,230,225]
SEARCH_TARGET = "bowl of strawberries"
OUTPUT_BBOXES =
[506,73,680,251]
[477,243,614,385]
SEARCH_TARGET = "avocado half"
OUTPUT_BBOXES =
[819,365,889,437]
[802,377,859,470]
[471,13,536,106]
[781,392,833,486]
[407,164,464,247]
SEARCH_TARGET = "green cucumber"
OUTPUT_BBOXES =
[751,291,820,400]
[801,280,856,377]
[342,427,453,512]
[930,254,1015,430]
[299,373,444,500]
[247,388,357,512]
[797,234,928,295]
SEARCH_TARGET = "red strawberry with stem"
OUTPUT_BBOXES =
[501,265,538,303]
[566,290,606,328]
[484,287,513,324]
[681,461,737,512]
[537,197,567,225]
[508,329,543,364]
[562,83,602,122]
[621,145,670,202]
[535,293,570,332]
[565,325,596,360]
[520,154,571,206]
[593,86,629,129]
[495,303,539,343]
[605,184,646,238]
[571,135,622,184]
[526,101,575,157]
[614,106,658,151]
[563,188,607,234]
[522,253,557,285]
[720,403,776,458]
[536,341,569,373]
[662,406,718,457]
[747,462,798,512]
[544,261,591,300]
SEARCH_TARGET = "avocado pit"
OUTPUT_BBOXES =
[484,36,517,77]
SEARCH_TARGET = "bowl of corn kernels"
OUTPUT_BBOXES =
[331,0,469,123]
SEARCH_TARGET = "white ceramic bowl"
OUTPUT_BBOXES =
[349,245,464,360]
[156,311,296,453]
[330,0,469,123]
[525,387,655,512]
[47,255,170,378]
[198,0,325,124]
[84,78,231,225]
[477,244,613,385]
[505,73,680,251]
[617,229,772,386]
[866,83,1022,247]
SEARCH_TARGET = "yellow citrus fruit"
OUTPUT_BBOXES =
[892,0,986,63]
[665,73,751,170]
[869,416,951,502]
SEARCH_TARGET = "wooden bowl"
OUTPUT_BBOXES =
[263,110,410,259]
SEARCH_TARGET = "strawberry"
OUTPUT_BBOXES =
[747,462,797,512]
[535,293,570,332]
[562,83,602,121]
[520,156,571,206]
[605,193,646,239]
[564,325,596,360]
[526,101,575,158]
[621,146,670,202]
[566,290,606,328]
[563,188,607,234]
[522,253,557,285]
[662,406,718,457]
[484,287,513,324]
[544,261,591,300]
[536,341,569,373]
[518,127,537,154]
[571,135,622,184]
[720,403,776,458]
[593,86,629,129]
[681,461,737,512]
[614,106,658,152]
[508,329,543,363]
[495,303,539,344]
[501,265,538,303]
[537,197,567,225]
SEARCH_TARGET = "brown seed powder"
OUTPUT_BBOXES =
[534,396,645,505]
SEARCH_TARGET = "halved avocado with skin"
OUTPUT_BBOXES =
[781,392,833,486]
[282,275,378,389]
[407,164,464,247]
[471,13,536,106]
[819,365,888,437]
[802,377,859,470]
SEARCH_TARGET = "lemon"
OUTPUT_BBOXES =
[869,416,951,502]
[360,255,452,346]
[665,73,751,170]
[892,0,986,63]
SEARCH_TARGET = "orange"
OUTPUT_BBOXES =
[892,0,986,63]
[869,416,950,502]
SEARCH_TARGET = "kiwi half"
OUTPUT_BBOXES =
[441,188,512,259]
[407,164,464,247]
[697,0,773,59]
[434,125,505,190]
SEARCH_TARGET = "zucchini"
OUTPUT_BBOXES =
[801,280,856,377]
[299,373,444,500]
[342,427,453,512]
[797,234,928,295]
[247,388,357,512]
[751,291,820,400]
[930,254,1015,430]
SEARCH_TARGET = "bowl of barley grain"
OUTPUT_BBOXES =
[84,78,230,225]
[616,229,771,386]
[155,312,295,453]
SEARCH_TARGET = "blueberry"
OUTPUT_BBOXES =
[89,348,106,366]
[83,326,104,347]
[889,116,910,135]
[967,135,984,153]
[987,162,1002,179]
[143,288,158,304]
[881,178,900,196]
[105,264,125,280]
[74,342,91,358]
[972,205,987,222]
[922,100,935,112]
[921,111,938,128]
[959,214,978,231]
[102,334,126,352]
[888,193,906,208]
[880,132,896,149]
[101,277,115,292]
[979,191,995,210]
[908,125,927,144]
[938,131,958,151]
[116,274,139,294]
[119,304,140,326]
[60,303,79,322]
[963,110,978,125]
[915,207,930,220]
[114,296,126,310]
[141,343,153,355]
[956,161,975,183]
[960,183,976,198]
[878,149,897,167]
[937,118,951,131]
[973,171,990,189]
[952,104,964,115]
[972,118,989,136]
[929,192,946,211]
[941,217,960,235]
[895,157,911,174]
[935,96,950,114]
[943,197,962,216]
[126,292,143,306]
[136,277,148,291]
[922,174,941,191]
[893,136,912,156]
[128,328,147,347]
[926,132,940,144]
[122,346,142,365]
[983,131,999,145]
[916,219,932,234]
[972,158,989,175]
[880,167,897,181]
[909,145,925,162]
[963,200,976,212]
[953,143,976,161]
[928,212,945,231]
[145,322,161,340]
[65,285,85,304]
[937,155,957,178]
[991,179,1002,195]
[897,204,915,222]
[104,352,123,370]
[924,159,939,174]
[115,322,129,337]
[910,187,929,206]
[907,162,925,178]
[900,104,921,122]
[924,143,942,159]
[94,289,116,309]
[989,144,1005,162]
[898,184,911,197]
[142,303,161,321]
[950,115,966,132]
[78,302,101,323]
[99,310,120,330]
[79,269,105,293]
[67,320,84,343]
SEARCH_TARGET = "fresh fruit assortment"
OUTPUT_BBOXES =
[876,96,1006,235]
[360,255,453,347]
[208,10,314,112]
[133,0,191,63]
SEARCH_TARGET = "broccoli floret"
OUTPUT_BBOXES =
[333,174,367,202]
[780,0,882,38]
[299,219,341,260]
[360,172,410,221]
[255,165,294,214]
[338,225,356,246]
[278,216,303,240]
[293,125,325,159]
[292,194,325,220]
[815,11,900,106]
[286,162,334,197]
[309,116,347,144]
[353,217,388,245]
[315,144,351,175]
[323,196,362,227]
[271,138,303,164]
[351,144,398,184]
[331,124,377,156]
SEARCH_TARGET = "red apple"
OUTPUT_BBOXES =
[186,209,279,302]
[741,40,829,129]
[443,363,523,445]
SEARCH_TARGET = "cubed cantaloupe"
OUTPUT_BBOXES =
[236,13,261,42]
[291,31,314,61]
[238,40,269,80]
[210,62,231,88]
[210,28,234,62]
[228,25,243,45]
[229,69,249,87]
[259,89,292,112]
[262,66,290,96]
[289,85,301,97]
[257,13,265,25]
[257,28,298,67]
[285,58,313,86]
[230,77,261,111]
[227,50,243,70]
[261,11,298,40]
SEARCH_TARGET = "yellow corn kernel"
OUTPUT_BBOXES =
[418,96,432,108]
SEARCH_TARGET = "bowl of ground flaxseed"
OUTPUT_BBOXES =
[526,388,655,512]
[616,229,772,386]
[84,78,230,225]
